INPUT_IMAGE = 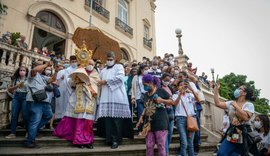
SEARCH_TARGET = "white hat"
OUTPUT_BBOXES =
[69,68,90,84]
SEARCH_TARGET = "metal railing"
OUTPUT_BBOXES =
[85,0,110,20]
[115,17,133,36]
[143,37,152,49]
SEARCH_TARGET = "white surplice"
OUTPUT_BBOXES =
[55,66,76,119]
[97,64,131,119]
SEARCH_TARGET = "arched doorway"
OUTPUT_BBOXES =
[32,11,66,56]
[120,48,130,62]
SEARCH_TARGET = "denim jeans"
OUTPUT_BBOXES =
[176,116,195,156]
[165,107,174,154]
[217,139,243,156]
[136,99,144,132]
[10,92,28,134]
[25,101,53,145]
[194,109,202,153]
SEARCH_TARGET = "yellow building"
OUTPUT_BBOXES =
[0,0,156,62]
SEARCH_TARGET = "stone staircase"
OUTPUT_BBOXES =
[0,121,218,156]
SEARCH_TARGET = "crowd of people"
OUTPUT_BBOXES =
[2,32,269,156]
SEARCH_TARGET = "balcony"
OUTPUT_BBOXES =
[85,0,110,20]
[115,17,133,37]
[0,42,50,89]
[143,37,152,49]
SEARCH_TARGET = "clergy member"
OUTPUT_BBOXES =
[53,67,97,149]
[55,56,77,119]
[96,51,133,149]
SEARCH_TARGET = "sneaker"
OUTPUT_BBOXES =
[213,149,218,156]
[50,126,54,131]
[5,134,16,139]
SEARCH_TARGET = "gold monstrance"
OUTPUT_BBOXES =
[75,40,93,67]
[73,41,94,114]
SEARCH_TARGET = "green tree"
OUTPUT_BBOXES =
[219,72,270,114]
[11,32,20,45]
[254,98,270,115]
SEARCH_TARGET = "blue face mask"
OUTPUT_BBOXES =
[63,64,70,69]
[144,85,151,92]
[234,89,241,98]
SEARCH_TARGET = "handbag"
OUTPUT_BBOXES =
[180,98,199,132]
[141,121,151,137]
[247,131,262,144]
[29,87,47,102]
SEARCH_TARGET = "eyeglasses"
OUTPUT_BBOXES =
[107,59,114,61]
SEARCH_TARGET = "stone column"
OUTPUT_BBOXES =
[15,53,20,68]
[8,51,14,66]
[0,50,7,65]
[174,54,189,68]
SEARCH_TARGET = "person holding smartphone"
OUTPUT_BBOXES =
[6,66,28,139]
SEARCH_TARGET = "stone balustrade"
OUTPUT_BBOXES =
[0,91,10,129]
[200,88,227,133]
[0,42,50,89]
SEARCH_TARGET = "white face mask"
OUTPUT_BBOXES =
[152,66,158,70]
[143,71,148,75]
[45,70,52,76]
[86,65,94,71]
[107,60,115,66]
[254,121,262,129]
[162,81,170,86]
[71,63,77,68]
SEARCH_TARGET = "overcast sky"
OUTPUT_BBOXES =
[155,0,270,100]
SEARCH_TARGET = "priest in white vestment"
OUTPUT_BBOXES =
[96,51,133,149]
[55,56,77,119]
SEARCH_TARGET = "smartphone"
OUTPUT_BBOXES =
[216,74,219,83]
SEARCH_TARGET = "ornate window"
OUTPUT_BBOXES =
[118,0,128,24]
[85,0,109,20]
[144,25,149,39]
[143,19,152,49]
[36,11,66,33]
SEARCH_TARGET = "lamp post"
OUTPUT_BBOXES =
[210,68,215,82]
[175,28,183,55]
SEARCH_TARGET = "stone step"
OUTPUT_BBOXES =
[0,134,208,147]
[0,142,217,156]
[0,127,181,137]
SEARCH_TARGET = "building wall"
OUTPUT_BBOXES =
[0,0,156,62]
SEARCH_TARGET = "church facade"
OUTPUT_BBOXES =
[0,0,157,62]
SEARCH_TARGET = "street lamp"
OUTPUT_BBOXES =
[175,28,183,55]
[210,68,215,82]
